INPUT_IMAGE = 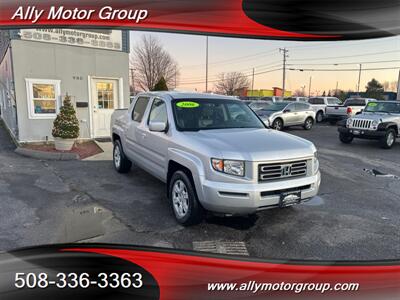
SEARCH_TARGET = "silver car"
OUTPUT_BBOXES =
[111,92,320,225]
[256,101,316,131]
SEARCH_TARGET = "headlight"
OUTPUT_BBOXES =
[371,120,379,127]
[211,158,245,177]
[346,118,353,127]
[313,152,319,174]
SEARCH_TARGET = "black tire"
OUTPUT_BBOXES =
[339,132,353,144]
[169,170,203,226]
[316,111,324,123]
[303,117,314,130]
[380,129,396,149]
[113,139,132,173]
[272,118,284,131]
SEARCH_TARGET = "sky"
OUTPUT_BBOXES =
[130,31,400,95]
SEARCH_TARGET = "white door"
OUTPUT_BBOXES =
[91,78,119,137]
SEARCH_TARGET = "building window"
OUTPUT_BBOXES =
[26,79,61,119]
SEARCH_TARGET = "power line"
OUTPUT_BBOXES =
[287,59,400,66]
[178,68,283,86]
[288,66,400,71]
[289,50,399,61]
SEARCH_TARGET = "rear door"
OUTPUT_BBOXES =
[140,98,170,181]
[124,96,151,166]
[283,103,298,125]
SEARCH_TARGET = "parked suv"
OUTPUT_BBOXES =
[111,92,320,225]
[308,97,341,123]
[256,101,316,131]
[338,101,400,149]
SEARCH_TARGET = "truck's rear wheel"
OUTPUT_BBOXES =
[380,129,396,149]
[316,111,324,123]
[169,171,203,226]
[339,132,353,144]
[113,140,132,173]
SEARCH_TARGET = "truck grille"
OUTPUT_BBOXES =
[351,119,372,129]
[259,160,307,181]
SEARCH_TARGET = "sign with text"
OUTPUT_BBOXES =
[20,28,122,51]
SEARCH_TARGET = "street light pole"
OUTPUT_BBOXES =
[205,36,209,92]
[251,68,255,92]
[357,64,362,94]
[308,76,312,97]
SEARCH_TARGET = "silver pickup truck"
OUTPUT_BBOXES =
[338,101,400,149]
[325,97,376,124]
[111,92,321,225]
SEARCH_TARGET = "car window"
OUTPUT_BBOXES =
[327,98,340,105]
[173,99,265,131]
[132,97,150,122]
[148,98,167,124]
[344,98,366,106]
[295,103,310,111]
[309,97,324,105]
[286,103,296,111]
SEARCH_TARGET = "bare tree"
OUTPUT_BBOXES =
[214,72,250,95]
[131,35,179,91]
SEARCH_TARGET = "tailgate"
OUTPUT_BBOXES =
[326,106,346,116]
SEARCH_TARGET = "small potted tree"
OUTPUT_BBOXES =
[52,94,80,151]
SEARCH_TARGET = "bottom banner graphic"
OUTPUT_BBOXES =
[0,244,399,299]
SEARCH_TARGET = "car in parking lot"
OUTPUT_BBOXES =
[261,96,284,102]
[325,97,376,124]
[111,92,321,225]
[285,97,309,102]
[308,97,341,123]
[255,101,316,131]
[246,100,272,112]
[337,100,400,149]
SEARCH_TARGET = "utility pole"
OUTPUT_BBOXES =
[308,76,312,97]
[279,48,289,97]
[130,68,135,95]
[357,64,362,94]
[335,81,338,96]
[251,68,255,91]
[174,66,177,89]
[205,36,209,92]
[397,69,400,100]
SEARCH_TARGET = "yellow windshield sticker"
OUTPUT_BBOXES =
[368,102,377,107]
[176,101,200,108]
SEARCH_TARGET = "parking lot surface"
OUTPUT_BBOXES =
[0,122,399,260]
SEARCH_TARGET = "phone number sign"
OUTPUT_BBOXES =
[19,29,122,51]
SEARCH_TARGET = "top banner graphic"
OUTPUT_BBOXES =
[0,0,399,40]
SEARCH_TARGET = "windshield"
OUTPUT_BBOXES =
[344,98,366,106]
[248,101,271,111]
[364,102,400,113]
[263,102,289,111]
[173,99,265,131]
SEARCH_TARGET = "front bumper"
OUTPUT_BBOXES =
[198,172,321,215]
[338,127,386,139]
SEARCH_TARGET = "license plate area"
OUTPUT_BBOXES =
[353,130,360,135]
[279,191,301,208]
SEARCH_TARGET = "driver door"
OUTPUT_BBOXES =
[283,103,297,125]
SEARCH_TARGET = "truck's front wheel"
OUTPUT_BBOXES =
[113,140,132,173]
[169,171,203,226]
[339,132,353,144]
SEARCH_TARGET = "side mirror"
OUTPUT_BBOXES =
[283,109,291,113]
[149,121,167,132]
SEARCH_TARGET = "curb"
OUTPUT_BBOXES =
[15,147,79,161]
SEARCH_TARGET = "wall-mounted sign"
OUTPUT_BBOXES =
[19,28,122,51]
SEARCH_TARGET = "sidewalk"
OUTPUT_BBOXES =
[84,141,112,161]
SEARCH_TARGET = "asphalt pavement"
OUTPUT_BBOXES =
[0,121,399,260]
